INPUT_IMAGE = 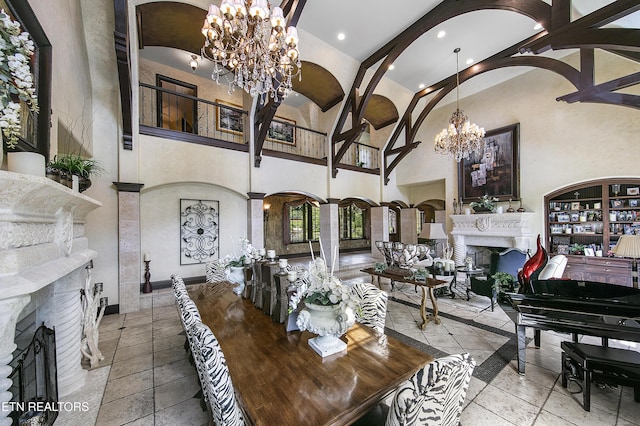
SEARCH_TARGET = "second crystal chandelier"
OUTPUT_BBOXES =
[434,48,485,162]
[201,0,301,101]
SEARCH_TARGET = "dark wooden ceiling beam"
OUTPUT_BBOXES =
[252,0,307,167]
[332,0,551,179]
[114,0,133,150]
[383,141,421,185]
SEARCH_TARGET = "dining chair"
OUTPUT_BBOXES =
[171,274,189,305]
[205,259,227,283]
[351,281,388,335]
[189,321,246,426]
[354,353,476,426]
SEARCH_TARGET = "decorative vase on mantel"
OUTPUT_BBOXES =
[296,302,355,357]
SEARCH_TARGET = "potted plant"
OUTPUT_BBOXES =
[47,153,103,192]
[491,271,517,292]
[470,195,499,213]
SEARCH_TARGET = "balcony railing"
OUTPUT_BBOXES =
[335,140,380,172]
[139,82,247,146]
[138,83,377,172]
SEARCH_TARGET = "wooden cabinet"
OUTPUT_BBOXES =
[545,178,639,287]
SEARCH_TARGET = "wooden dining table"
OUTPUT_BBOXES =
[188,282,434,426]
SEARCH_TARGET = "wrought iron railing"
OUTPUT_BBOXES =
[139,83,328,162]
[335,140,380,170]
[139,82,247,145]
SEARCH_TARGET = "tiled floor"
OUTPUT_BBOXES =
[56,252,640,425]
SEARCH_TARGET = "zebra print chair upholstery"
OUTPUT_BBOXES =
[351,281,388,335]
[189,321,245,426]
[354,353,475,426]
[205,260,228,284]
[387,353,476,426]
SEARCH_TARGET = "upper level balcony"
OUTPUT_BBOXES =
[138,82,380,173]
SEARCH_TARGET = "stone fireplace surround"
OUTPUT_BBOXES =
[0,171,101,426]
[450,212,535,266]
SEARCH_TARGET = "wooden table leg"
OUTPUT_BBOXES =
[419,287,428,329]
[428,287,441,325]
[419,287,441,329]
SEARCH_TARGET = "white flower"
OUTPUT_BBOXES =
[0,9,38,149]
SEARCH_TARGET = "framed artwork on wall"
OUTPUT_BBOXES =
[458,123,520,202]
[216,100,244,135]
[180,199,220,265]
[267,116,296,145]
[1,0,52,159]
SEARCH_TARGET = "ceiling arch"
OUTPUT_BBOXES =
[292,61,344,112]
[363,95,399,130]
[137,2,204,55]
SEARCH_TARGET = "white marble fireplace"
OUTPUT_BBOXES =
[450,212,535,266]
[0,171,100,425]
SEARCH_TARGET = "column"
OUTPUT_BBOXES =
[452,234,466,266]
[399,207,418,244]
[114,182,144,313]
[370,206,389,261]
[0,296,29,426]
[54,288,87,396]
[247,192,266,250]
[320,199,340,272]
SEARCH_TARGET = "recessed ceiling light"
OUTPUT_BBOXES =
[337,32,346,40]
[388,64,395,70]
[466,58,473,65]
[533,23,543,30]
[437,30,446,38]
[418,83,425,89]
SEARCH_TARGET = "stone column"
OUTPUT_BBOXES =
[114,182,144,313]
[247,192,266,249]
[320,199,340,272]
[370,206,389,261]
[399,207,418,244]
[452,234,466,266]
[0,296,29,426]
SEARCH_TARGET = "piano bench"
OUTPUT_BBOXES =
[561,341,640,412]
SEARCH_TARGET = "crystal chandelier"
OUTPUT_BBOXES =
[201,0,301,101]
[434,48,485,162]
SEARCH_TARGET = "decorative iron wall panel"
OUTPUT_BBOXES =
[180,199,219,265]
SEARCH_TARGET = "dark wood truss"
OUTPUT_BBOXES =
[253,0,307,167]
[330,0,640,183]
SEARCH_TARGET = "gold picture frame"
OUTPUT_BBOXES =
[267,116,296,145]
[216,100,244,135]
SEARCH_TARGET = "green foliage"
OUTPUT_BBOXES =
[491,271,516,292]
[48,154,103,178]
[374,262,387,273]
[226,255,246,267]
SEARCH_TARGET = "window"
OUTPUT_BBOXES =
[340,204,365,240]
[156,75,198,133]
[287,202,320,243]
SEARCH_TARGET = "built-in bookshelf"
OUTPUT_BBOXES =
[544,178,640,287]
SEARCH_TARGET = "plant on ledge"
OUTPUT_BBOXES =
[470,195,499,213]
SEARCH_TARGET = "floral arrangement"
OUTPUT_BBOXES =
[491,271,517,292]
[0,9,38,149]
[222,237,256,267]
[303,257,357,308]
[470,195,499,212]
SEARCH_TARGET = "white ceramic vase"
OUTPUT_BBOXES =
[227,265,245,295]
[297,302,355,357]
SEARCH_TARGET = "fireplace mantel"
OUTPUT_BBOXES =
[450,212,535,265]
[0,171,101,421]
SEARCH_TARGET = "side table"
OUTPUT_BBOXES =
[455,266,485,301]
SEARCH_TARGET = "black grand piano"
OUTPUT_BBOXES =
[501,279,640,375]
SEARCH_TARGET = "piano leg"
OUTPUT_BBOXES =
[534,329,541,347]
[517,324,527,375]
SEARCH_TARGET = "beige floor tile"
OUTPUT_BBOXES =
[153,334,185,352]
[154,373,202,411]
[474,383,540,426]
[459,401,518,426]
[154,345,190,368]
[109,352,153,380]
[154,396,210,426]
[103,369,154,403]
[542,389,618,426]
[153,358,196,387]
[113,340,153,363]
[96,388,154,426]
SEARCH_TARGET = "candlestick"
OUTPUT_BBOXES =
[143,252,150,262]
[143,260,152,293]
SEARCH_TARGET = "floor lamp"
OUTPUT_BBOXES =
[418,223,448,258]
[613,234,640,289]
